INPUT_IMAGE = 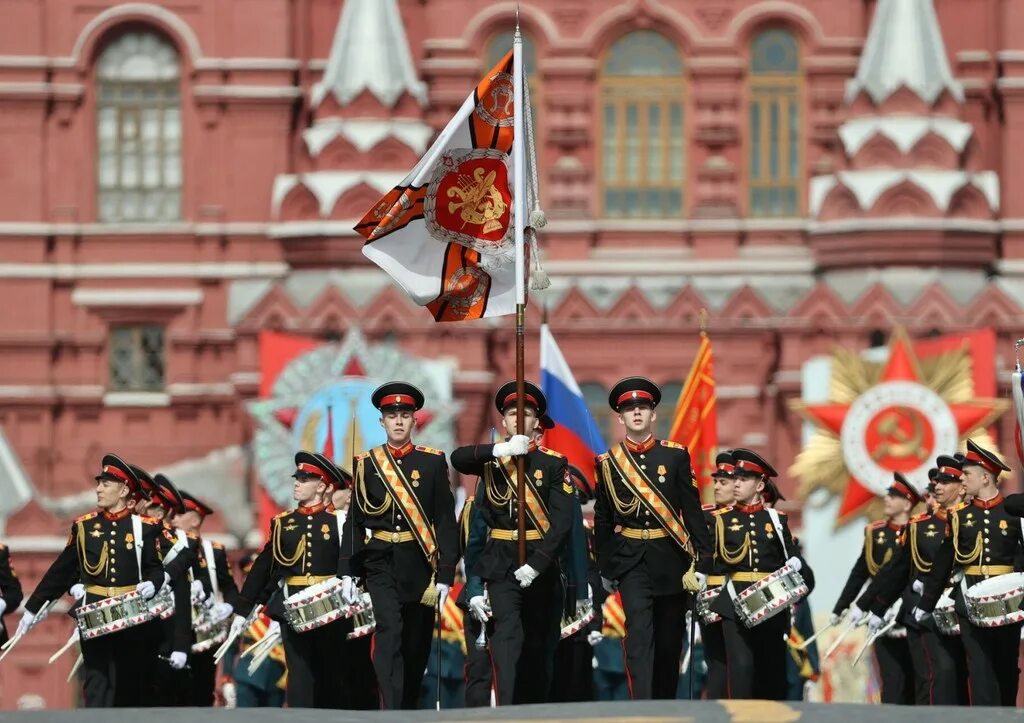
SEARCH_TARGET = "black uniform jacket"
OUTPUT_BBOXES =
[920,494,1024,616]
[832,519,902,616]
[450,442,572,582]
[0,545,23,645]
[26,508,164,613]
[340,443,458,603]
[710,502,814,620]
[593,439,713,595]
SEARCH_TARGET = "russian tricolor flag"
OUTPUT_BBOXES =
[540,324,606,490]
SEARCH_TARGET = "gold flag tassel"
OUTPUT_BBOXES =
[420,551,440,606]
[681,539,702,593]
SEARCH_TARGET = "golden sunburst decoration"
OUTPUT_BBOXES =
[789,328,1008,528]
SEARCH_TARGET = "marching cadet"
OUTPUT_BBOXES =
[701,450,736,700]
[0,540,23,648]
[860,465,969,705]
[17,454,166,707]
[710,448,813,700]
[593,377,713,700]
[233,451,350,709]
[340,382,458,710]
[451,380,574,705]
[175,490,239,707]
[132,468,195,705]
[917,440,1021,707]
[830,474,915,704]
[456,494,493,707]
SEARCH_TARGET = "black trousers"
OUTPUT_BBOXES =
[700,618,727,699]
[487,569,562,705]
[549,632,594,702]
[618,565,689,700]
[80,622,156,707]
[958,615,1023,706]
[721,611,789,700]
[191,649,217,706]
[366,571,435,710]
[906,628,932,705]
[344,634,380,709]
[874,635,915,704]
[280,617,349,708]
[915,627,969,705]
[462,612,493,707]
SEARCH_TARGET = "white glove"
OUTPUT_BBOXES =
[493,434,530,457]
[340,576,358,605]
[191,579,207,602]
[14,611,34,638]
[267,620,281,637]
[912,579,924,594]
[828,613,842,627]
[168,651,188,670]
[513,564,539,588]
[212,602,234,623]
[69,584,86,601]
[435,583,450,609]
[847,606,865,625]
[136,580,156,600]
[468,595,491,622]
[228,614,247,641]
[221,681,237,709]
[913,607,931,623]
[785,556,802,572]
[587,630,604,646]
[867,613,884,633]
[163,572,171,588]
[601,577,618,594]
[694,572,707,590]
[803,679,816,702]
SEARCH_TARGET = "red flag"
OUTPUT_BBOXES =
[668,333,718,491]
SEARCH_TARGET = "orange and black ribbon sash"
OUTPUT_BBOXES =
[368,446,438,561]
[609,443,690,551]
[493,456,551,535]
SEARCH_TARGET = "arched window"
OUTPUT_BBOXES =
[96,32,182,222]
[600,31,685,219]
[580,382,614,444]
[748,29,802,217]
[656,381,684,439]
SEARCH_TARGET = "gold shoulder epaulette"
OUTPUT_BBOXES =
[909,512,931,524]
[702,503,716,512]
[415,445,444,456]
[273,510,292,520]
[355,451,370,460]
[711,506,732,517]
[140,514,158,524]
[539,446,565,459]
[660,440,685,450]
[868,519,887,530]
[74,511,98,524]
[596,452,610,462]
[212,541,225,550]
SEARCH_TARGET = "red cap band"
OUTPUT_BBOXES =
[938,465,963,479]
[183,498,206,515]
[891,480,917,501]
[102,465,131,483]
[297,462,328,480]
[502,393,538,410]
[715,463,735,474]
[964,450,1000,475]
[735,459,766,476]
[615,390,654,406]
[379,394,412,408]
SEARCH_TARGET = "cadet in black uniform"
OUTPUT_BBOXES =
[0,541,23,648]
[861,466,969,705]
[701,450,736,700]
[234,451,349,709]
[593,377,713,700]
[451,380,573,705]
[710,448,813,700]
[176,489,239,707]
[457,493,494,707]
[340,382,458,710]
[17,454,166,707]
[917,440,1021,706]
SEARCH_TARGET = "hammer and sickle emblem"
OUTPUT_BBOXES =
[871,407,927,464]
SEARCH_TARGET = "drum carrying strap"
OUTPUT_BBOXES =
[162,532,188,568]
[176,530,194,582]
[132,515,143,579]
[725,509,789,610]
[201,539,219,601]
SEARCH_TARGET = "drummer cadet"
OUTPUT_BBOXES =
[700,450,736,700]
[175,490,238,707]
[593,377,714,701]
[709,448,812,700]
[860,465,969,706]
[130,467,194,704]
[17,454,166,707]
[340,382,458,710]
[916,440,1021,707]
[451,380,574,705]
[838,473,919,705]
[456,493,494,708]
[234,451,350,709]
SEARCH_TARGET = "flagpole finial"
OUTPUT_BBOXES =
[516,2,520,33]
[698,308,709,335]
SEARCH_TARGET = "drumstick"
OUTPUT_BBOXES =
[66,653,83,682]
[239,628,275,659]
[0,600,54,662]
[853,617,898,667]
[680,643,692,674]
[48,630,79,665]
[214,604,262,664]
[822,620,857,661]
[242,628,280,660]
[247,644,274,676]
[798,618,837,650]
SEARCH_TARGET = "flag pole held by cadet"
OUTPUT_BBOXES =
[513,20,528,567]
